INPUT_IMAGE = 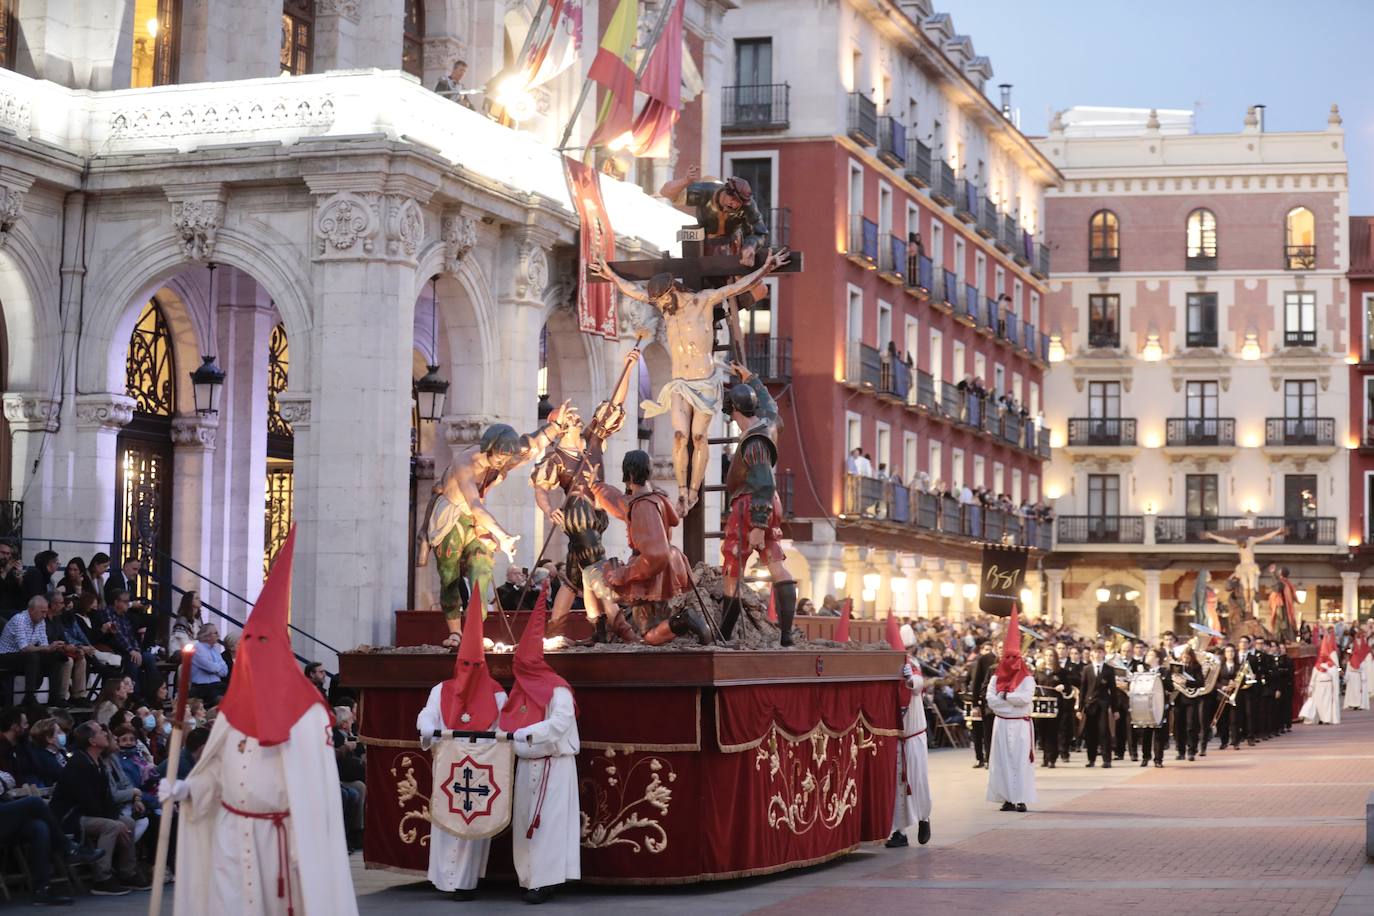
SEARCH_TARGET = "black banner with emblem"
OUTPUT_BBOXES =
[979,544,1029,617]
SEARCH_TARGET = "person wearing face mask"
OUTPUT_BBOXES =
[21,717,68,787]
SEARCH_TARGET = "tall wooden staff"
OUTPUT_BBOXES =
[149,643,196,916]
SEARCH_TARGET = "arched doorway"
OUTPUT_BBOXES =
[264,323,294,575]
[1094,584,1141,636]
[116,299,176,612]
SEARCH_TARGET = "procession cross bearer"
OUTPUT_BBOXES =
[416,589,507,900]
[591,247,790,515]
[159,528,358,916]
[985,603,1037,813]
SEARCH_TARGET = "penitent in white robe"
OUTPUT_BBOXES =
[985,676,1037,806]
[511,686,581,890]
[1300,665,1342,725]
[1362,656,1374,701]
[416,685,508,892]
[173,705,358,916]
[891,671,932,833]
[1343,661,1369,710]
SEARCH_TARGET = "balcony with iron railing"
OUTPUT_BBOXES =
[932,160,956,205]
[722,83,791,132]
[1056,515,1145,545]
[846,213,878,266]
[979,293,997,332]
[978,197,999,238]
[844,340,883,390]
[1087,322,1120,350]
[1004,312,1021,347]
[1067,417,1137,447]
[905,253,933,296]
[1154,516,1242,545]
[1017,230,1034,266]
[915,370,937,410]
[940,268,958,309]
[963,284,981,324]
[1034,242,1050,278]
[1285,245,1316,271]
[1023,322,1037,355]
[1000,214,1018,252]
[955,178,977,223]
[1088,251,1120,273]
[743,336,792,384]
[1255,516,1335,545]
[1284,328,1317,348]
[878,353,911,403]
[904,138,932,187]
[1149,515,1335,546]
[845,481,1052,550]
[877,116,906,167]
[1165,417,1236,448]
[1039,332,1050,363]
[847,91,878,146]
[1265,417,1335,447]
[879,234,907,282]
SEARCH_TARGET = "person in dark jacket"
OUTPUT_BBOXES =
[21,551,59,603]
[51,721,146,894]
[968,639,998,768]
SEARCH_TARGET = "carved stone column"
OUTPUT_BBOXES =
[2,393,58,505]
[71,394,135,556]
[312,0,363,72]
[170,414,218,583]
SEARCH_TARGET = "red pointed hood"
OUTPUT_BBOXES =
[993,603,1033,693]
[1351,632,1370,669]
[440,588,501,729]
[217,528,328,746]
[834,598,853,642]
[497,602,573,731]
[1316,629,1338,671]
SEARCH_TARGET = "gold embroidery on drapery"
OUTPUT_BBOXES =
[390,753,433,846]
[579,749,674,854]
[753,722,878,835]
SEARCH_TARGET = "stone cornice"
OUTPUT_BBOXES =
[170,414,219,450]
[74,393,135,430]
[2,392,59,432]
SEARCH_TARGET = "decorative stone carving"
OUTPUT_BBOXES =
[110,97,335,140]
[515,243,550,301]
[386,196,425,259]
[277,396,312,429]
[443,415,497,446]
[73,394,136,431]
[314,191,379,258]
[170,198,224,261]
[0,185,24,249]
[171,414,219,449]
[441,213,477,274]
[2,394,60,433]
[413,455,436,479]
[0,89,32,138]
[316,0,361,23]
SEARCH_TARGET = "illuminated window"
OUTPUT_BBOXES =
[1285,207,1316,269]
[265,323,294,574]
[264,466,294,575]
[1185,208,1217,268]
[125,300,175,417]
[281,0,314,76]
[1088,209,1119,268]
[130,0,179,88]
[266,324,292,438]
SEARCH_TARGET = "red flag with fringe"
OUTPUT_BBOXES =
[563,156,618,339]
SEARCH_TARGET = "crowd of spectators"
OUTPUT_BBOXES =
[0,538,362,902]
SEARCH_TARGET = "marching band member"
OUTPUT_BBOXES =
[498,602,581,903]
[1132,649,1171,768]
[968,638,997,769]
[886,615,932,847]
[1034,649,1067,769]
[1173,647,1205,761]
[416,590,506,900]
[1300,630,1342,725]
[1215,644,1243,750]
[1236,635,1262,745]
[1125,641,1148,762]
[1080,645,1116,768]
[986,606,1037,812]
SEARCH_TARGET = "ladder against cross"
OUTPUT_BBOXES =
[453,765,492,813]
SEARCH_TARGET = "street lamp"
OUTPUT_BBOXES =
[962,582,978,601]
[415,276,450,423]
[862,568,881,594]
[1095,586,1112,604]
[190,356,225,416]
[1295,587,1308,605]
[832,570,847,593]
[939,581,955,599]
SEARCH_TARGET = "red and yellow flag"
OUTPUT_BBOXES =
[586,0,640,151]
[624,0,683,158]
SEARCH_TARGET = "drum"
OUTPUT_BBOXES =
[1031,694,1058,718]
[1129,671,1166,727]
[960,694,983,722]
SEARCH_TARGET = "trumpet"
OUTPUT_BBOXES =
[1210,659,1250,729]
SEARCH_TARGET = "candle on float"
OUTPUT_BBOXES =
[172,641,195,724]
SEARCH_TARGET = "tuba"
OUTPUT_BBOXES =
[1172,651,1220,700]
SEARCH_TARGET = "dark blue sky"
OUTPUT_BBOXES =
[939,0,1374,213]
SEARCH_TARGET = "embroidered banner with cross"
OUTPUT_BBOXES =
[429,739,514,839]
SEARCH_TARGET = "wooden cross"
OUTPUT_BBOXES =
[586,225,804,291]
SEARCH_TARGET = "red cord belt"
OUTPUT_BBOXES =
[222,801,294,916]
[897,728,927,796]
[995,714,1035,763]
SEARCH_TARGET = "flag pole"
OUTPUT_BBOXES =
[558,0,679,151]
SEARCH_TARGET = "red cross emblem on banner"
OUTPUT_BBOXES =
[439,755,501,823]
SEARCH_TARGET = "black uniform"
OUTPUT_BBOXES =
[1137,667,1172,766]
[1173,659,1205,758]
[1125,656,1148,760]
[1080,661,1117,767]
[969,651,997,766]
[1274,650,1294,732]
[1034,668,1065,767]
[1061,658,1085,751]
[1235,650,1261,746]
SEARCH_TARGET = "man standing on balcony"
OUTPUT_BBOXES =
[659,166,770,268]
[592,249,789,514]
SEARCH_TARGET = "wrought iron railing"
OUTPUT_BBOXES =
[847,91,878,146]
[905,138,932,186]
[1165,417,1235,447]
[1067,417,1137,447]
[722,83,791,131]
[744,336,792,383]
[847,214,878,263]
[934,160,956,204]
[844,340,883,389]
[1265,417,1335,446]
[1254,516,1334,545]
[906,253,933,293]
[1056,516,1144,544]
[878,116,906,166]
[1284,245,1316,271]
[766,207,791,247]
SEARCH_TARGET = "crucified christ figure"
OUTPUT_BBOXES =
[1201,527,1285,614]
[591,247,790,514]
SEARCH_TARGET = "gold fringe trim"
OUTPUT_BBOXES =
[714,692,899,753]
[359,689,704,753]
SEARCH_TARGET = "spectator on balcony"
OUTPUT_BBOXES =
[845,447,861,477]
[906,231,925,279]
[959,484,974,505]
[797,598,815,616]
[859,452,874,477]
[434,59,474,109]
[87,553,112,605]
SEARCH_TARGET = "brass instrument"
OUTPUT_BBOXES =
[1210,658,1251,729]
[1172,652,1221,701]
